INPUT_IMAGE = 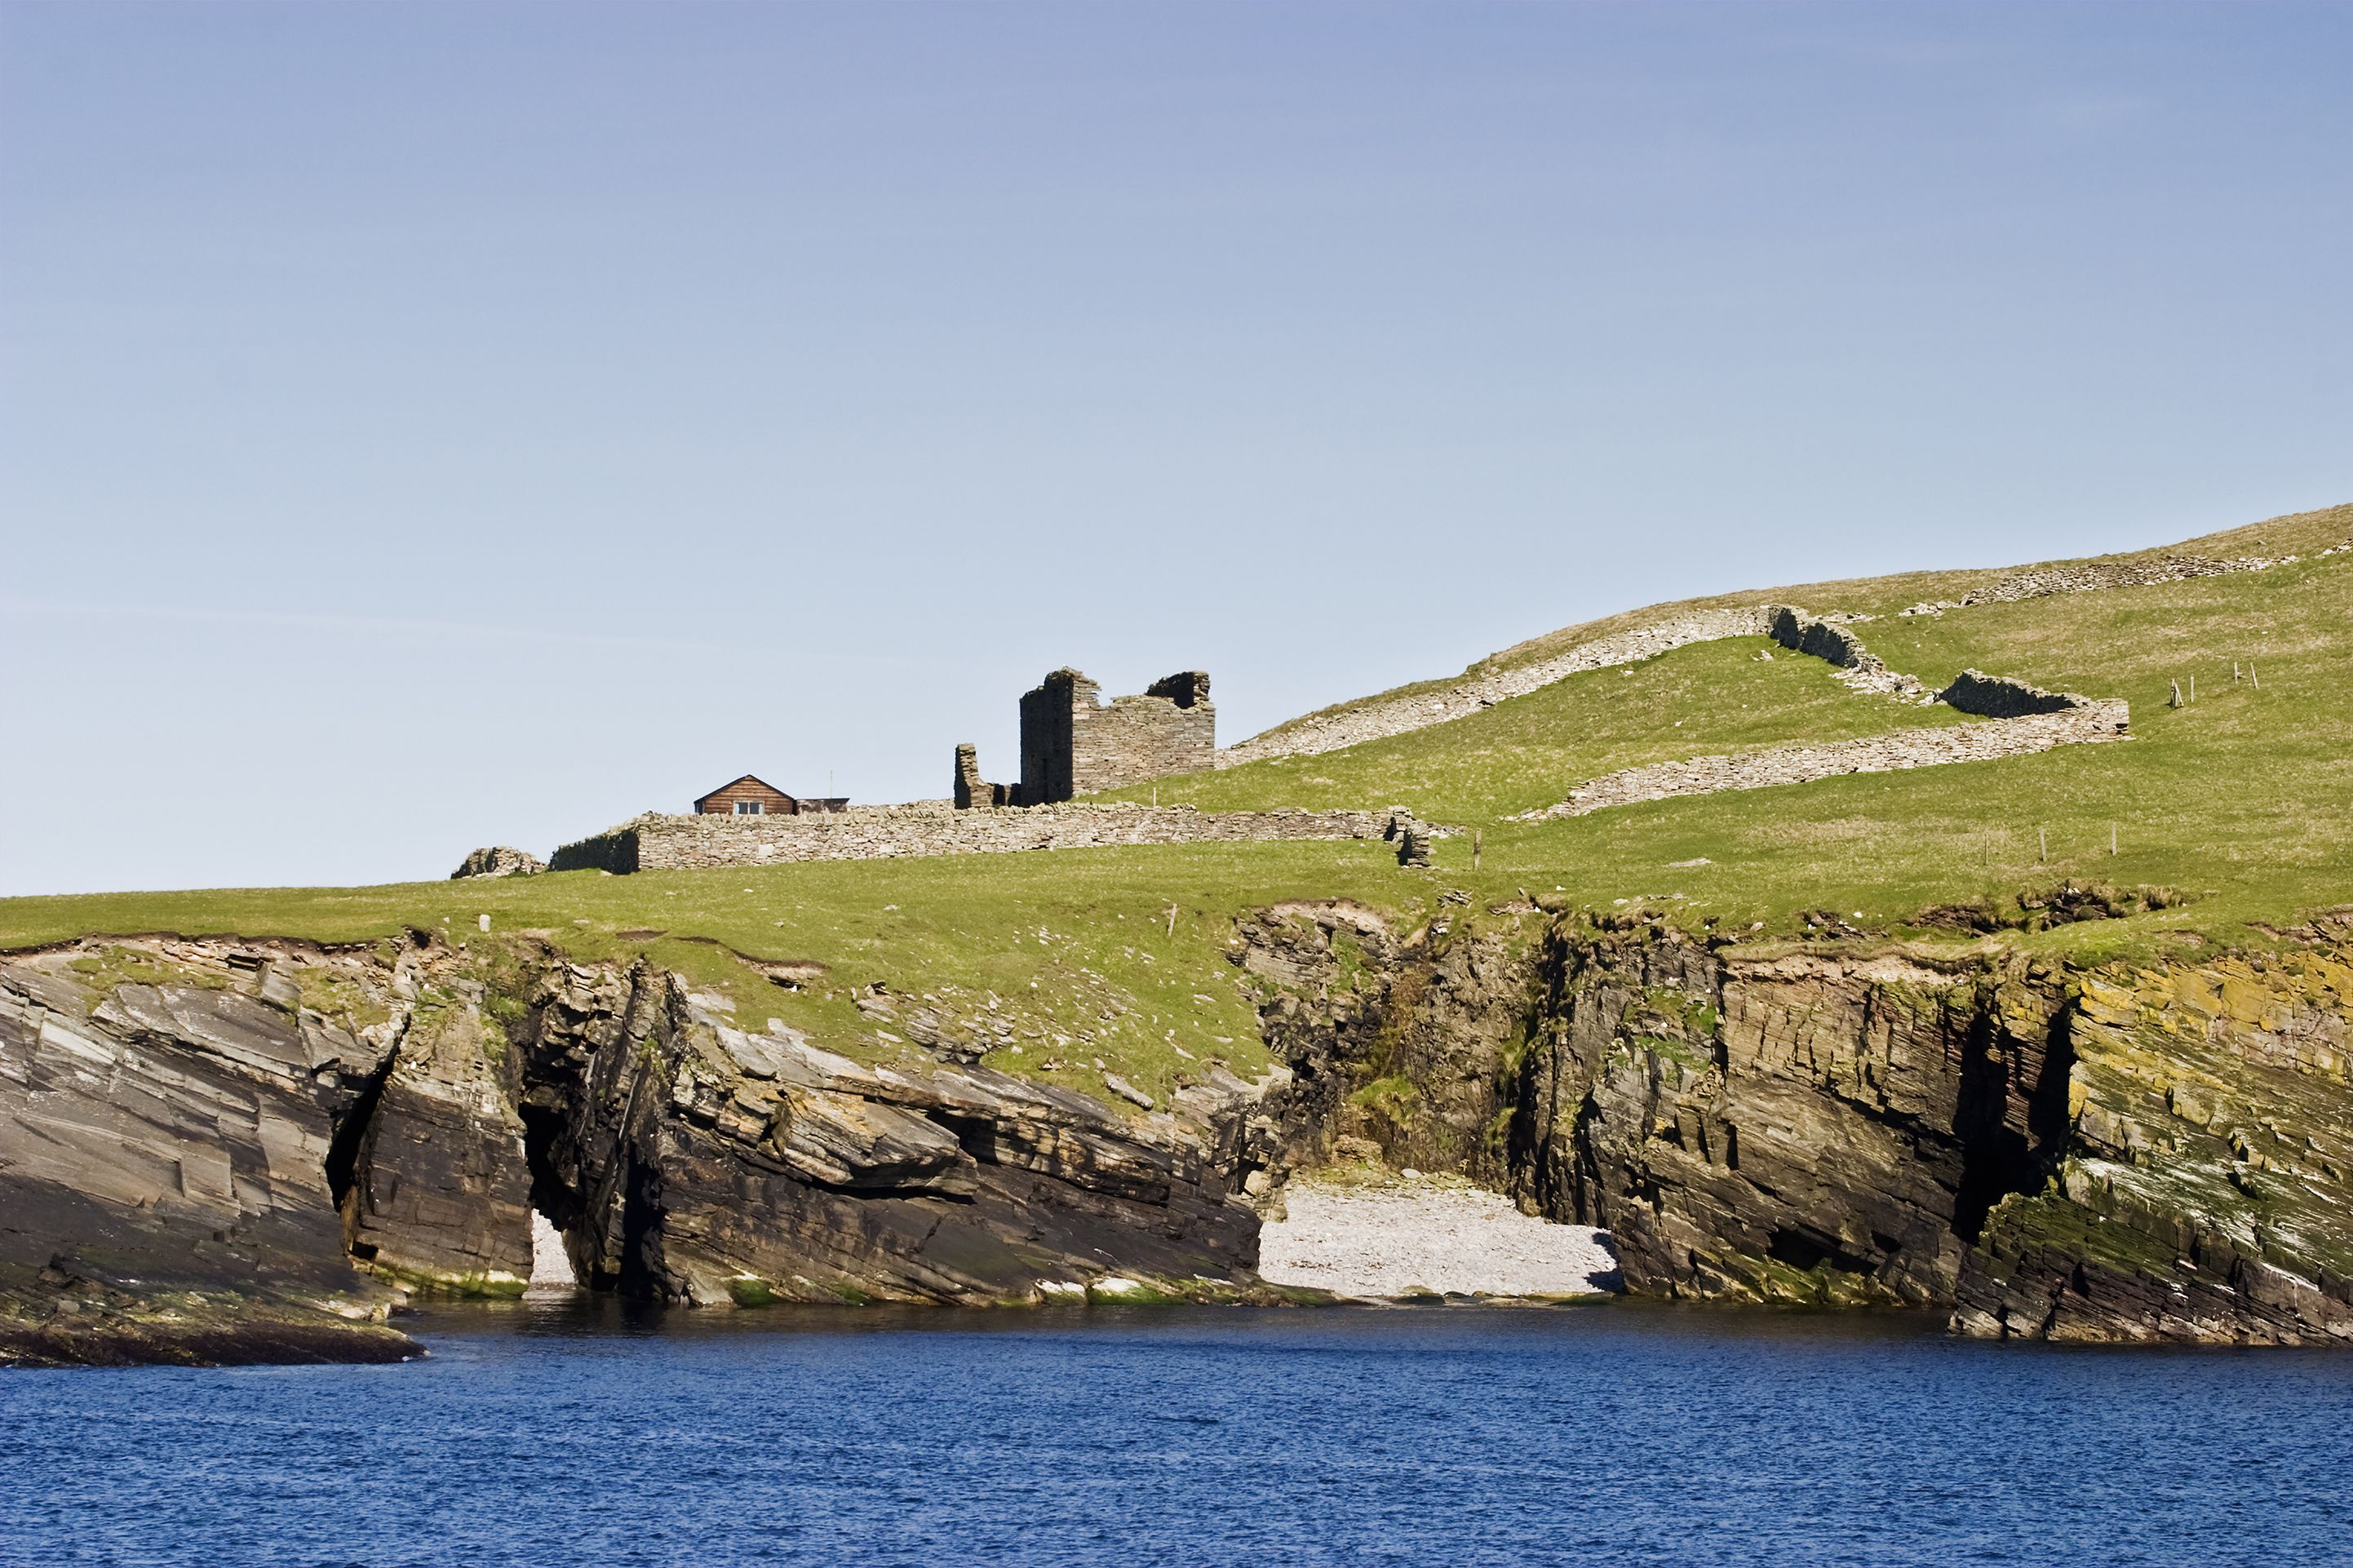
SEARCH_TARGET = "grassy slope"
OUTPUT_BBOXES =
[4,505,2347,1107]
[1239,500,2351,744]
[1097,635,1974,821]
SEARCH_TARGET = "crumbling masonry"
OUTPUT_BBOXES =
[956,668,1215,808]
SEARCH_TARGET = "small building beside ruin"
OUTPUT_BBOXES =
[956,667,1214,808]
[693,775,849,816]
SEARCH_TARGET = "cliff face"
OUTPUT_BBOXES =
[0,935,1270,1366]
[7,906,2347,1363]
[1239,903,2352,1345]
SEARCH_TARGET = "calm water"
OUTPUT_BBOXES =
[3,1299,2348,1567]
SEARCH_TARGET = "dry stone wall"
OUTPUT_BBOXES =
[1230,540,2346,766]
[1515,617,2131,822]
[553,802,1434,873]
[1515,701,2130,821]
[1222,608,1779,766]
[1895,544,2342,618]
[1766,606,1929,702]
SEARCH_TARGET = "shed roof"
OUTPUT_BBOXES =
[693,774,799,811]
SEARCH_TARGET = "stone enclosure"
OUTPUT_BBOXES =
[552,802,1437,872]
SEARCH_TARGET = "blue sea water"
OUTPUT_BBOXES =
[2,1299,2348,1567]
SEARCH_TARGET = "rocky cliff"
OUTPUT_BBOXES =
[7,902,2347,1364]
[1234,899,2351,1345]
[0,934,1278,1366]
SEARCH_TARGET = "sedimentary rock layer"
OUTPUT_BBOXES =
[0,935,1292,1365]
[1234,901,2353,1345]
[9,905,2346,1359]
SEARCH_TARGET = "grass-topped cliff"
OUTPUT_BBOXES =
[3,503,2348,1116]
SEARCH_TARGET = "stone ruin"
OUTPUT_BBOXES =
[956,668,1214,808]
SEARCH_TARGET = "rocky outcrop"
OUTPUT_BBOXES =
[1504,920,2351,1342]
[1,932,1283,1364]
[10,906,2346,1361]
[508,957,1260,1308]
[0,943,416,1366]
[1231,905,2353,1345]
[451,846,544,879]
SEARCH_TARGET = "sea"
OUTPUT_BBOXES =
[3,1298,2348,1566]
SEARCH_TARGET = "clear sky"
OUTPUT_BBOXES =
[2,1,2345,896]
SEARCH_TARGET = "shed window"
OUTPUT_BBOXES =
[734,800,763,815]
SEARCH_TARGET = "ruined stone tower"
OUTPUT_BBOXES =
[955,668,1215,808]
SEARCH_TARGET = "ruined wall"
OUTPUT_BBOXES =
[1016,668,1215,804]
[1940,669,2082,718]
[952,745,1013,810]
[553,802,1431,871]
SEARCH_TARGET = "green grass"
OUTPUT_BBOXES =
[1240,499,2351,746]
[5,507,2348,1109]
[1098,635,1975,822]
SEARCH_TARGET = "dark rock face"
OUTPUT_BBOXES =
[511,959,1258,1306]
[0,946,414,1366]
[8,910,2346,1361]
[1234,906,2353,1346]
[2,935,1269,1363]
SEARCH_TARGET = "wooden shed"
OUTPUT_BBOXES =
[694,775,800,816]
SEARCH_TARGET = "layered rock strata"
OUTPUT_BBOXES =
[9,905,2346,1360]
[1,935,1288,1366]
[1233,903,2352,1345]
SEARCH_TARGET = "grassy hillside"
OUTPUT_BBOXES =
[1240,499,2351,744]
[5,504,2347,1110]
[1097,635,1977,820]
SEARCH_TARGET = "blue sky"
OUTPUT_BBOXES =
[2,2,2345,894]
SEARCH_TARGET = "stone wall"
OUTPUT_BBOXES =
[1221,608,1779,766]
[1228,538,2346,766]
[952,744,1013,809]
[1012,668,1216,804]
[1939,669,2080,718]
[1766,606,1929,702]
[553,802,1432,872]
[1517,700,2130,821]
[1895,545,2338,618]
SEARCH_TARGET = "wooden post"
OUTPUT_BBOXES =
[2234,662,2242,684]
[2250,662,2259,690]
[1472,828,1483,871]
[2169,680,2183,709]
[2110,822,2118,856]
[2038,826,2047,862]
[1164,904,1176,938]
[2188,674,2196,705]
